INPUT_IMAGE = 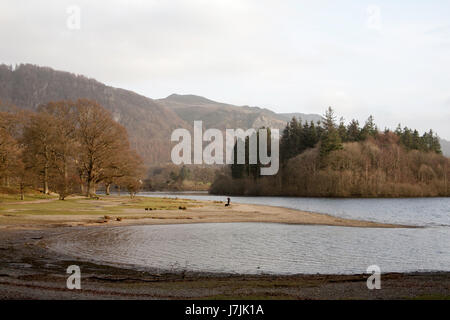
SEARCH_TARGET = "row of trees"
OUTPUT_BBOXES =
[280,108,442,163]
[395,125,442,153]
[0,99,144,199]
[210,108,449,197]
[230,128,274,179]
[280,108,379,162]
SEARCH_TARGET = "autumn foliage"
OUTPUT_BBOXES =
[0,99,144,199]
[211,108,449,197]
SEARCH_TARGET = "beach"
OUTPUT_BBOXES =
[0,196,411,230]
[1,196,448,300]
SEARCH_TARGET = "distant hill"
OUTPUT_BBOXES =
[157,94,288,130]
[0,64,188,164]
[440,138,450,157]
[157,94,323,131]
[2,64,313,165]
[3,63,444,165]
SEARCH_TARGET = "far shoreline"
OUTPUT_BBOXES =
[135,190,450,199]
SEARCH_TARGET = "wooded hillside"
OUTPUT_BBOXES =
[211,108,449,197]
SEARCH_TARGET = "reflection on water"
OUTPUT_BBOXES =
[50,222,450,275]
[49,194,450,274]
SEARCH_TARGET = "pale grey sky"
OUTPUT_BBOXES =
[1,0,450,138]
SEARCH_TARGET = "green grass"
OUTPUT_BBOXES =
[0,198,112,215]
[0,193,57,203]
[0,194,201,216]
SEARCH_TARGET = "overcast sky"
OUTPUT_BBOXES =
[1,0,450,138]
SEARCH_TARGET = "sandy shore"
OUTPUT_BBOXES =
[0,196,411,230]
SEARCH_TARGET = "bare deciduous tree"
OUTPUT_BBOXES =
[21,112,56,194]
[75,99,143,197]
[38,101,78,200]
[0,111,21,187]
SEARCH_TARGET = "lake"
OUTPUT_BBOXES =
[48,193,450,275]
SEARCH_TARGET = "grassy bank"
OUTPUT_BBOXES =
[0,187,58,203]
[0,193,201,216]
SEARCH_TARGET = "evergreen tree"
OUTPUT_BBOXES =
[320,107,343,159]
[347,119,361,142]
[338,117,348,142]
[361,115,378,140]
[323,107,337,131]
[412,129,421,150]
[395,124,402,136]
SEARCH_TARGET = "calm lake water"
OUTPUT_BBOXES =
[49,193,450,275]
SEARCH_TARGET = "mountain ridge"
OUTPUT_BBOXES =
[0,63,189,164]
[0,64,315,164]
[1,63,448,163]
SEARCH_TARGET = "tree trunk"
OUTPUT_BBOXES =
[87,184,96,197]
[4,176,9,187]
[62,161,68,199]
[105,183,111,195]
[43,166,49,195]
[20,184,25,201]
[87,179,96,197]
